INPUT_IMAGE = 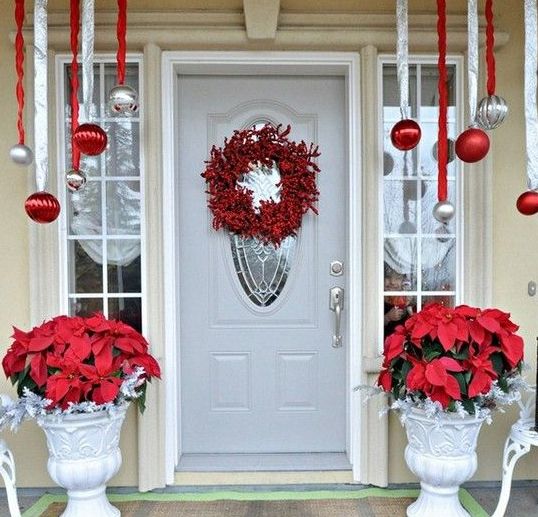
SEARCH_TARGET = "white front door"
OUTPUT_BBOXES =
[176,72,349,469]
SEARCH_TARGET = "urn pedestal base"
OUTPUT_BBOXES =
[403,409,486,517]
[63,486,119,517]
[39,405,128,517]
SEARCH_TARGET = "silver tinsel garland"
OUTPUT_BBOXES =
[356,373,529,426]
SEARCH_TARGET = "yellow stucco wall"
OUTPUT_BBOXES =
[0,0,536,487]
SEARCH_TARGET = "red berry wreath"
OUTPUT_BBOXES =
[202,124,320,246]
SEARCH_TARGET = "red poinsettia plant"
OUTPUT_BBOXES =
[2,313,160,412]
[378,303,524,414]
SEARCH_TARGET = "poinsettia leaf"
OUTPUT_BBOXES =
[69,335,91,361]
[423,348,442,362]
[477,315,501,333]
[400,361,412,382]
[95,346,113,375]
[452,345,469,360]
[462,398,476,414]
[468,370,493,398]
[490,353,504,377]
[445,375,462,400]
[498,375,509,393]
[99,379,120,403]
[453,372,468,396]
[425,361,447,386]
[28,336,54,352]
[29,353,48,387]
[135,383,147,413]
[438,357,465,372]
[437,323,456,351]
[501,334,524,369]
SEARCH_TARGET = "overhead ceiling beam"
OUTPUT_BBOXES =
[243,0,281,41]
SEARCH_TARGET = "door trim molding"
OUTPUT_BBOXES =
[161,51,362,484]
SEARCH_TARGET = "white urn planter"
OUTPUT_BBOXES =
[403,408,486,517]
[38,404,128,517]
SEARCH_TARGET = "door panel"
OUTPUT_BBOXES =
[177,74,347,455]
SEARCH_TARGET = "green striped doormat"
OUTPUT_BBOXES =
[23,488,488,517]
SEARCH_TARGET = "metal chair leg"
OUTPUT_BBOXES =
[0,442,21,517]
[491,436,531,517]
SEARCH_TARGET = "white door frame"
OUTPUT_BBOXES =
[161,51,362,483]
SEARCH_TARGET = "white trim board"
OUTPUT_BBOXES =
[161,51,362,485]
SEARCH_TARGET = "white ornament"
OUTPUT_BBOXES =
[403,409,486,517]
[66,169,87,192]
[38,404,128,517]
[108,84,138,115]
[432,200,455,223]
[476,95,508,130]
[9,144,34,166]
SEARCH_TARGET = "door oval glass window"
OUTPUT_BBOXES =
[229,130,297,308]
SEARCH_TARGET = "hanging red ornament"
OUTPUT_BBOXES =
[73,123,108,155]
[392,0,421,152]
[455,127,490,163]
[390,119,422,151]
[24,192,61,224]
[516,191,538,216]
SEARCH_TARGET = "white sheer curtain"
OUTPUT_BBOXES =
[71,183,140,267]
[70,119,141,267]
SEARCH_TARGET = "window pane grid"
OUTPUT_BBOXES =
[382,61,459,341]
[63,60,143,332]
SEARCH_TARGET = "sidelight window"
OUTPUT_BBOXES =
[59,58,144,332]
[381,60,461,339]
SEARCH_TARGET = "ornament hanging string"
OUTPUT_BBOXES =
[116,0,127,85]
[34,0,48,192]
[14,0,25,144]
[396,0,409,119]
[81,0,95,122]
[70,0,81,171]
[437,0,448,202]
[524,0,538,189]
[467,0,478,126]
[485,0,496,96]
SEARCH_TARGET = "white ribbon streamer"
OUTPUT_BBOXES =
[34,0,48,192]
[467,0,478,126]
[525,0,538,189]
[396,0,409,119]
[82,0,95,122]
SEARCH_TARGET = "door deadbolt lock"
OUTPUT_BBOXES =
[330,261,344,276]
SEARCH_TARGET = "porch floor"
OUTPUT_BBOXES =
[2,481,537,516]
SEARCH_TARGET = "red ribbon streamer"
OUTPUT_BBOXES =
[437,0,448,202]
[116,0,127,85]
[70,0,80,170]
[485,0,496,96]
[15,0,25,145]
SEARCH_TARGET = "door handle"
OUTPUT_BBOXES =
[329,286,344,348]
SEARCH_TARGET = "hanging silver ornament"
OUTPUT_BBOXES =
[476,95,508,130]
[432,200,455,223]
[66,169,87,192]
[108,84,139,115]
[9,144,34,166]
